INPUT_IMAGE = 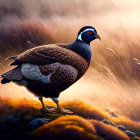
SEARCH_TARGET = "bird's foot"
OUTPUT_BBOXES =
[40,107,57,113]
[58,108,73,114]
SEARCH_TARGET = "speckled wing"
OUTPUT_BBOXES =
[13,44,89,79]
[17,45,59,65]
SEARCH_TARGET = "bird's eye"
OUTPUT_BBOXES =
[87,31,93,34]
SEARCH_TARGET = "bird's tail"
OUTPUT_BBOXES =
[1,66,23,84]
[1,78,11,84]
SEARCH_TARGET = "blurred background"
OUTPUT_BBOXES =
[0,0,140,121]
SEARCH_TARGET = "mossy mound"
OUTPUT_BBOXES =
[0,98,139,140]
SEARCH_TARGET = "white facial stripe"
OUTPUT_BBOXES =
[77,28,96,41]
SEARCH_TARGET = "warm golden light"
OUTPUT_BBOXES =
[1,0,140,121]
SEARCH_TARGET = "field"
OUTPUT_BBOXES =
[0,0,140,139]
[0,97,140,140]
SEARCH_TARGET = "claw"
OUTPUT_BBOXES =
[51,98,73,114]
[40,107,57,114]
[58,108,73,114]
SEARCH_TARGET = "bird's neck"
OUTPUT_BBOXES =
[68,40,92,64]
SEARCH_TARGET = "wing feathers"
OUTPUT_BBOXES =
[17,45,58,65]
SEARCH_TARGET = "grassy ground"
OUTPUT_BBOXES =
[0,98,140,140]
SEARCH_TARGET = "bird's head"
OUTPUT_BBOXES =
[77,26,101,44]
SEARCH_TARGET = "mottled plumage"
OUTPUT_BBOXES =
[1,26,100,113]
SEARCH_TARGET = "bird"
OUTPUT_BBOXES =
[1,26,101,114]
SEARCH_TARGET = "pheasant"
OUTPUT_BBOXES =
[1,26,101,114]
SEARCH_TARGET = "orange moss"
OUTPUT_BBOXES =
[1,97,140,133]
[33,115,98,140]
[0,97,49,118]
[62,100,140,132]
[61,100,112,120]
[90,119,129,140]
[111,116,140,132]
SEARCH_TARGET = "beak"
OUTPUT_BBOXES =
[95,34,101,41]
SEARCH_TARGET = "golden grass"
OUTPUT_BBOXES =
[0,21,56,56]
